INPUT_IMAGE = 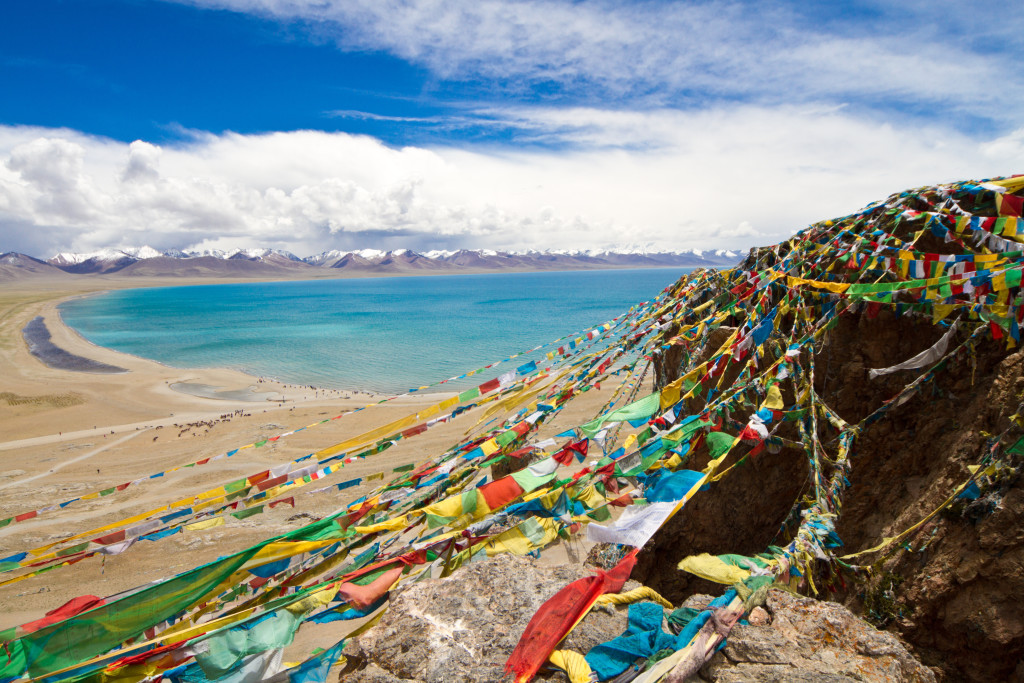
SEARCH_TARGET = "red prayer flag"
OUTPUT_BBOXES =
[93,530,126,545]
[998,193,1024,217]
[402,423,428,437]
[478,378,501,394]
[477,476,525,511]
[247,470,271,486]
[19,595,104,635]
[105,638,187,670]
[505,549,638,682]
[553,439,588,465]
[257,474,288,491]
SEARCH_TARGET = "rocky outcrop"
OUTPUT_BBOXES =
[340,554,932,683]
[695,590,936,682]
[341,553,630,683]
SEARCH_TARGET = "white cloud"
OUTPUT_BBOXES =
[1,106,1022,257]
[165,0,1024,125]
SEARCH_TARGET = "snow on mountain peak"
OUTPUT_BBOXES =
[43,245,743,272]
[123,245,161,259]
[50,248,136,264]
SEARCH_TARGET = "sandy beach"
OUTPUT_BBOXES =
[0,274,617,647]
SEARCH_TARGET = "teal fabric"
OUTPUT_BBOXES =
[197,610,301,679]
[584,602,676,681]
[587,590,740,681]
[645,470,705,503]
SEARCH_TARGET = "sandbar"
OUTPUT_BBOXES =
[22,316,127,373]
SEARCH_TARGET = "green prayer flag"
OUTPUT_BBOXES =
[1006,268,1022,289]
[495,428,519,447]
[232,505,263,520]
[458,387,481,402]
[580,392,662,437]
[56,542,89,557]
[706,431,735,460]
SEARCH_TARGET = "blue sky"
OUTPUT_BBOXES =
[2,1,433,145]
[1,0,1023,257]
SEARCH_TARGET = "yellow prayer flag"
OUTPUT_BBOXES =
[989,176,1024,193]
[185,517,225,532]
[623,433,638,451]
[1005,216,1019,238]
[785,276,850,294]
[677,553,751,584]
[193,496,227,512]
[354,515,411,534]
[932,304,956,324]
[659,376,684,411]
[760,384,784,411]
[418,404,441,419]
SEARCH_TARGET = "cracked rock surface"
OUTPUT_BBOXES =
[696,590,936,683]
[341,553,630,683]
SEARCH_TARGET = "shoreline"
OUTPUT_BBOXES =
[0,277,402,444]
[54,284,405,398]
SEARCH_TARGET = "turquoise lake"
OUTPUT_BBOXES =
[59,269,689,393]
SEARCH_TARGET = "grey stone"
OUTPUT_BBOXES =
[342,553,629,683]
[698,590,935,683]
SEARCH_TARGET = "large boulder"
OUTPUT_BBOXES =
[341,553,630,683]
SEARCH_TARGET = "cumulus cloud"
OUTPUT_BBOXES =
[1,106,1022,258]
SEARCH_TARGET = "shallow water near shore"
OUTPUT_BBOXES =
[60,268,690,393]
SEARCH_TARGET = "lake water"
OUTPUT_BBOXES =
[59,269,689,393]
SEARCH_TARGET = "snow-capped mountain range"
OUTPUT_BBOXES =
[0,246,742,279]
